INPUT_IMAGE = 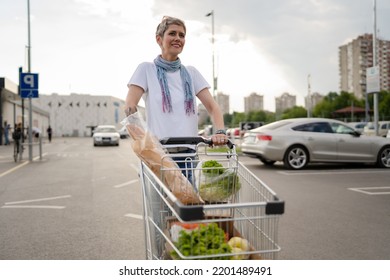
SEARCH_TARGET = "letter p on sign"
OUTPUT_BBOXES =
[23,74,35,88]
[20,73,39,98]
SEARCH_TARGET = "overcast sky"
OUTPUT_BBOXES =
[1,0,389,112]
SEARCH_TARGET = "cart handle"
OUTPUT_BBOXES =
[160,136,234,149]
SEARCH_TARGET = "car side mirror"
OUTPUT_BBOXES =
[349,131,360,137]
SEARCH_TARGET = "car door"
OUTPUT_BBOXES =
[293,122,338,160]
[331,122,374,161]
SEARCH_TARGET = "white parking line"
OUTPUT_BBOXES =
[278,170,389,176]
[0,153,48,178]
[1,205,66,209]
[0,161,29,178]
[4,195,71,205]
[113,179,139,188]
[348,186,390,195]
[124,213,143,220]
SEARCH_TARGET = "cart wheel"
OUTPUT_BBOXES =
[284,145,308,170]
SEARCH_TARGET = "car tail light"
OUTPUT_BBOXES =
[257,134,272,141]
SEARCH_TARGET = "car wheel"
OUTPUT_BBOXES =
[260,158,276,166]
[284,145,309,170]
[377,145,390,168]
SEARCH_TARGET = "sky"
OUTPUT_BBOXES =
[1,0,389,112]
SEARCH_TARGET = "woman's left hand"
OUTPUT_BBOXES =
[211,133,228,146]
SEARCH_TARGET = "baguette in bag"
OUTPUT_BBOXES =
[122,113,203,205]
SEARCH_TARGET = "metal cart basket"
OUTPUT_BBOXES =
[139,137,284,260]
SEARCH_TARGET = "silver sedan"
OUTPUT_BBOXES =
[93,125,120,146]
[241,118,390,170]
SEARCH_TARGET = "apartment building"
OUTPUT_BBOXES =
[275,92,296,114]
[215,91,230,115]
[339,33,390,99]
[305,92,324,111]
[244,92,264,113]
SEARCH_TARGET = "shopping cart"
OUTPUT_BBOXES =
[139,136,284,260]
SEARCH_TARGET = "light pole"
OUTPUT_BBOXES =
[206,10,216,98]
[373,0,379,136]
[307,74,312,118]
[27,0,33,161]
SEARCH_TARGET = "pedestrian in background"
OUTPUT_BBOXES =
[32,127,41,142]
[47,126,52,143]
[3,122,10,145]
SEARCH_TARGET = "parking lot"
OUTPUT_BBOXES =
[0,137,389,259]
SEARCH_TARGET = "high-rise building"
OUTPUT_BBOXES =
[339,33,390,99]
[244,92,263,113]
[215,91,230,115]
[275,92,296,114]
[305,92,324,111]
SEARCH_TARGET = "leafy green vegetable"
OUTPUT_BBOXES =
[171,223,232,260]
[201,160,226,175]
[199,168,241,202]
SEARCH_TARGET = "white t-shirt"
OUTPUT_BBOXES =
[128,62,210,140]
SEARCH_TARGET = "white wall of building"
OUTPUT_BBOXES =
[33,93,126,137]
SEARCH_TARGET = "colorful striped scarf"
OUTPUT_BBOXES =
[154,55,195,115]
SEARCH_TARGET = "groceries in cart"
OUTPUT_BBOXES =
[168,221,253,260]
[195,160,241,203]
[121,112,204,205]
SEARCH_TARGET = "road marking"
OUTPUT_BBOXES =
[1,205,66,209]
[92,176,107,182]
[0,153,48,178]
[4,195,71,205]
[124,213,143,220]
[113,179,139,188]
[0,161,29,178]
[278,169,390,176]
[348,186,390,195]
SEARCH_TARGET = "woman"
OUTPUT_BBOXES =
[124,16,228,147]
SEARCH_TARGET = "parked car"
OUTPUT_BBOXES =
[241,118,390,170]
[93,125,120,146]
[226,127,241,139]
[348,122,367,134]
[118,126,128,139]
[363,121,390,137]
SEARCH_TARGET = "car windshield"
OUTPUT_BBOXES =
[95,127,116,133]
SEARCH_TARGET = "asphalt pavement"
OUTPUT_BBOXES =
[0,137,145,260]
[1,137,390,260]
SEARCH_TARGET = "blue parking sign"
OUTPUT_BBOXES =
[20,73,39,98]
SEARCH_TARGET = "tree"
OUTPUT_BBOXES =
[281,106,307,119]
[378,90,390,120]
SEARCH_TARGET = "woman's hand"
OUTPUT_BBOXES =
[211,133,228,146]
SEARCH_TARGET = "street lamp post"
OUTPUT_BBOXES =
[373,0,379,136]
[27,0,33,161]
[307,74,312,118]
[206,10,216,98]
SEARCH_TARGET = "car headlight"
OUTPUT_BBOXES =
[95,137,102,141]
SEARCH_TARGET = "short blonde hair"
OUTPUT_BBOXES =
[156,16,186,37]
